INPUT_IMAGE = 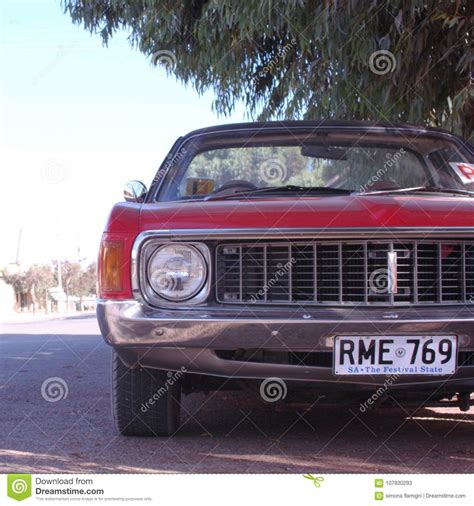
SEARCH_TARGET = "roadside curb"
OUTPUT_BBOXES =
[1,311,96,325]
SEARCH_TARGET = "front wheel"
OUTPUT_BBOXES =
[112,351,182,436]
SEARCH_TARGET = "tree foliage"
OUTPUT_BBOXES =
[54,261,97,299]
[77,262,97,298]
[3,270,29,295]
[3,261,97,312]
[53,260,82,301]
[63,0,473,138]
[27,264,55,301]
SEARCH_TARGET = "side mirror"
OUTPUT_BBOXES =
[124,180,147,203]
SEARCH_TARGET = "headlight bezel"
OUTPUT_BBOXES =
[136,239,211,307]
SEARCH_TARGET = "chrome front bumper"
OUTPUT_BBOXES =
[97,299,474,387]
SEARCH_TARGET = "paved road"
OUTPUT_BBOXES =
[1,315,473,473]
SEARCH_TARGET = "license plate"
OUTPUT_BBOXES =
[334,335,457,375]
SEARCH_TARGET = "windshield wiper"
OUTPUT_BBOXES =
[358,186,474,197]
[204,185,353,201]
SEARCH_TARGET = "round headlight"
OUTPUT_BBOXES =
[147,244,207,301]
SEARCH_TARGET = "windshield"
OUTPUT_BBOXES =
[157,133,474,201]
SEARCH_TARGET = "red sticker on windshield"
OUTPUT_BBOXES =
[449,162,474,184]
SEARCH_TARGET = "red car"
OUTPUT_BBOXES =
[97,121,474,436]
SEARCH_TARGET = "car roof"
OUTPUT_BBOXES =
[181,120,464,142]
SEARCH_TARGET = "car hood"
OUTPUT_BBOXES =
[139,195,474,231]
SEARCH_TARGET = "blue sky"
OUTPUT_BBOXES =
[0,0,244,267]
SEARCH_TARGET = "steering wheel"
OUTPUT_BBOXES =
[211,180,258,196]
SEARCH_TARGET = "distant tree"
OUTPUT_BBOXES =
[3,269,29,310]
[3,261,97,313]
[77,262,97,309]
[54,261,82,303]
[27,264,55,313]
[63,1,473,138]
[3,265,55,312]
[3,270,29,295]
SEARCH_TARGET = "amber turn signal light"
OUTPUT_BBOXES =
[99,240,124,293]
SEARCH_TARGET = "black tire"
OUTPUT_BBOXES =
[112,351,182,436]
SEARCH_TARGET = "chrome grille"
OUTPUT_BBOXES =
[216,240,474,306]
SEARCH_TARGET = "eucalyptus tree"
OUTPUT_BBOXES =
[63,1,473,138]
